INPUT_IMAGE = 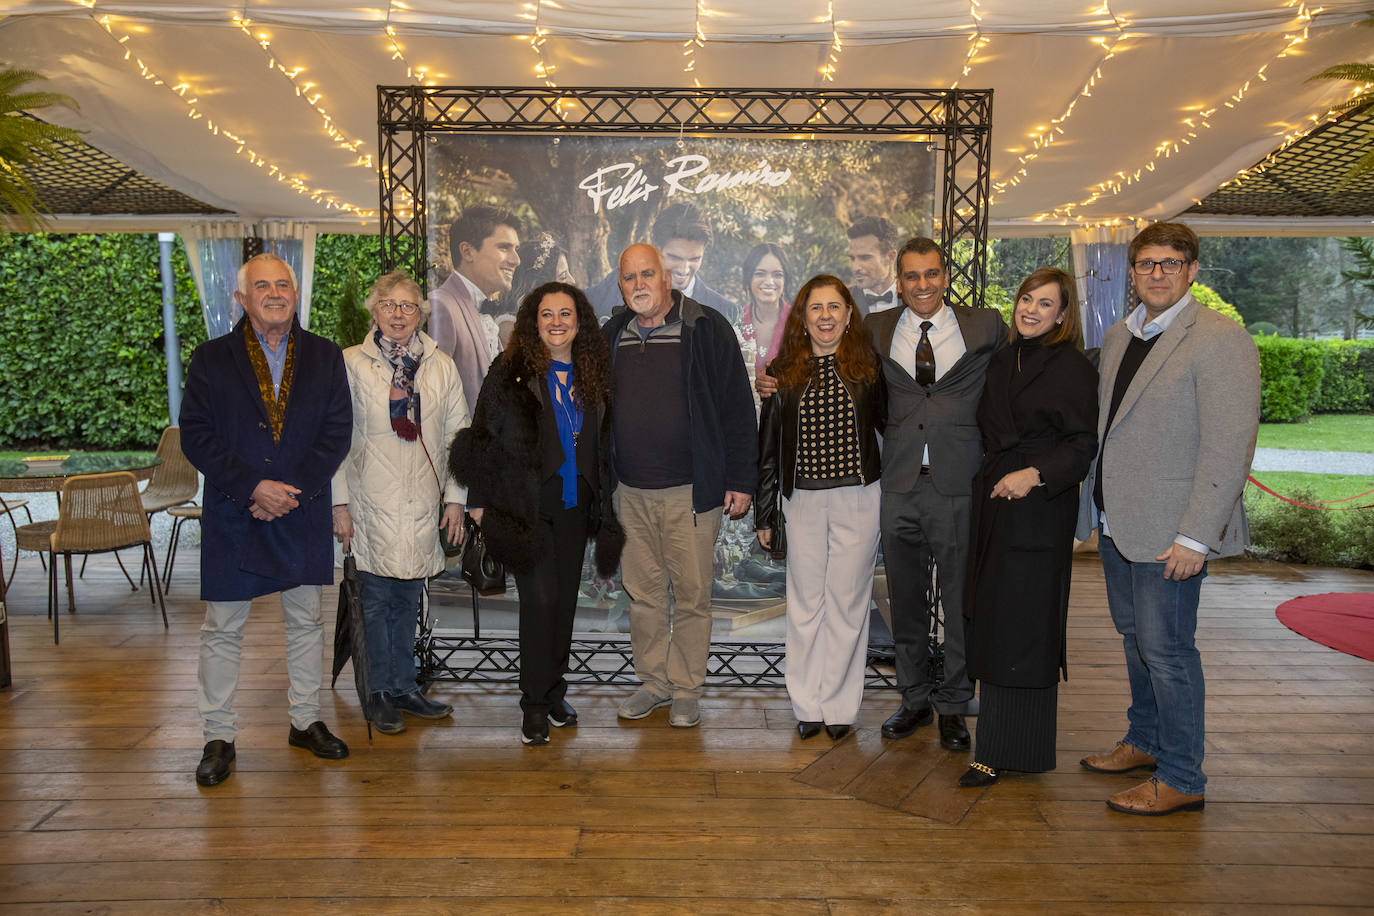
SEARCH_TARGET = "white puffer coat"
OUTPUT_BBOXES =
[332,330,470,579]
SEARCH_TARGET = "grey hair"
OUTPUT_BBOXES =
[236,252,298,295]
[365,270,429,322]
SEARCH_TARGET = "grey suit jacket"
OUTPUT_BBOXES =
[1075,298,1260,561]
[427,270,492,408]
[866,304,1007,496]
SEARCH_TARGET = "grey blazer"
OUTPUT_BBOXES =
[866,304,1007,496]
[1075,298,1260,562]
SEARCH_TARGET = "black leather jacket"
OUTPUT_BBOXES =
[754,359,886,532]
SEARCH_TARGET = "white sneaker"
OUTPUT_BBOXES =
[618,688,671,720]
[669,696,701,728]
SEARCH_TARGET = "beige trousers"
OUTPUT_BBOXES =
[615,484,722,699]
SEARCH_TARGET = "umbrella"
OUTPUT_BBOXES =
[331,551,374,741]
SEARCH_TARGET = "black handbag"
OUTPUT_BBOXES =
[768,506,787,561]
[460,515,507,594]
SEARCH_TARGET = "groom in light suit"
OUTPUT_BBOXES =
[866,237,1006,751]
[429,205,522,401]
[1077,221,1259,816]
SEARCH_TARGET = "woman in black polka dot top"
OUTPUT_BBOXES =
[755,275,886,742]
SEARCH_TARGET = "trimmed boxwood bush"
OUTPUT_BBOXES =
[1255,336,1374,420]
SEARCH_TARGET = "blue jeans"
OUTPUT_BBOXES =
[1098,534,1208,795]
[358,571,424,699]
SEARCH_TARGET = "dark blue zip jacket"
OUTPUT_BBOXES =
[602,291,758,513]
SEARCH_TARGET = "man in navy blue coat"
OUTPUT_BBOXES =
[180,253,353,786]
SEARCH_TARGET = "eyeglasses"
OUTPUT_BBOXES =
[377,299,420,315]
[1131,258,1189,276]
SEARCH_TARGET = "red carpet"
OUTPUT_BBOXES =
[1276,593,1374,662]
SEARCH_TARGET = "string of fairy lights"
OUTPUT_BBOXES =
[63,0,1366,229]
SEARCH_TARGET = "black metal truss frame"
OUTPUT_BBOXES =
[420,634,904,690]
[376,86,994,307]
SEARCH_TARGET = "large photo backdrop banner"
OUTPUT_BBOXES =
[426,133,935,639]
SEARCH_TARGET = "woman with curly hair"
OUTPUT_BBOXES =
[450,281,624,746]
[754,275,885,741]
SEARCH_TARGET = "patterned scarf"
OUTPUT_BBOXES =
[244,322,296,445]
[375,328,424,440]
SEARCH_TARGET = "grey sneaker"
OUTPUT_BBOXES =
[669,696,701,728]
[618,688,672,720]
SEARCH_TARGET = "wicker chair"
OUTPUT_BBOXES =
[15,471,167,644]
[140,427,199,516]
[0,496,36,589]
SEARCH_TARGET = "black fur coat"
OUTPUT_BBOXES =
[449,353,624,576]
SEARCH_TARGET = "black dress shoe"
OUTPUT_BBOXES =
[391,690,453,719]
[797,720,823,740]
[881,705,934,739]
[825,724,852,741]
[958,762,999,787]
[195,739,235,787]
[938,713,971,751]
[548,698,578,728]
[288,721,349,759]
[371,693,406,735]
[521,709,550,746]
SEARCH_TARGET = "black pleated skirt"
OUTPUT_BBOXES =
[973,681,1058,773]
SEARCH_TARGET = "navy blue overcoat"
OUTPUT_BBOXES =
[179,317,352,601]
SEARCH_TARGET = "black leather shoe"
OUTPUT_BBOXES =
[825,724,852,741]
[371,693,405,735]
[958,762,998,787]
[939,713,971,751]
[288,721,349,759]
[521,709,550,746]
[548,699,578,728]
[881,705,934,739]
[797,720,823,740]
[392,690,453,719]
[195,739,235,787]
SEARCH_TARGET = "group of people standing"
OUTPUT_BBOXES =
[179,215,1260,819]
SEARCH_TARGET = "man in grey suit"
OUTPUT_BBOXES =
[868,237,1006,750]
[1077,221,1259,816]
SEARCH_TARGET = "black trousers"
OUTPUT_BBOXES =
[515,477,591,714]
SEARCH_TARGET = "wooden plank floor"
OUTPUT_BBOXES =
[1,551,1371,912]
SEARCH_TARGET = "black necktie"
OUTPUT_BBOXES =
[915,320,935,387]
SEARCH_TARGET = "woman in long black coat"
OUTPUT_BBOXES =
[450,282,624,747]
[959,267,1098,788]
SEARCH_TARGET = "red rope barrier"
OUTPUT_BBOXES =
[1246,475,1374,511]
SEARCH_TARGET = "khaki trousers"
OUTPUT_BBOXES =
[615,484,721,699]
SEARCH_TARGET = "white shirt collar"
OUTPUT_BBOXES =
[898,302,954,333]
[1127,292,1193,341]
[454,268,485,305]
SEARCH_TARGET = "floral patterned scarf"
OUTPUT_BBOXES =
[375,328,424,440]
[244,322,296,445]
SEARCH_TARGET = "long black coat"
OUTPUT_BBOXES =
[964,337,1098,688]
[449,353,624,577]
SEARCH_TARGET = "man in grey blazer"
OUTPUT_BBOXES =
[1077,222,1259,816]
[867,237,1007,750]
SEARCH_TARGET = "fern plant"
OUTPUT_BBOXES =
[0,66,85,232]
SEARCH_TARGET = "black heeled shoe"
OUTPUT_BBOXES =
[958,762,999,787]
[797,720,823,740]
[825,724,852,741]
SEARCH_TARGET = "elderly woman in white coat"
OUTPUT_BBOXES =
[332,270,470,735]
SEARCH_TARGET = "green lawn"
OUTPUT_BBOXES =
[1244,471,1374,505]
[1257,414,1374,453]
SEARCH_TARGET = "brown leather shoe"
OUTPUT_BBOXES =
[1080,741,1157,774]
[1107,777,1204,816]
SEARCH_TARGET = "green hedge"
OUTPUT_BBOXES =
[0,233,207,449]
[0,232,399,450]
[1255,336,1374,421]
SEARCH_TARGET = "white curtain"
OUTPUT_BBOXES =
[1070,225,1136,350]
[181,221,319,337]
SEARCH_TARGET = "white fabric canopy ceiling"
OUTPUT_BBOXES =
[2,0,1371,234]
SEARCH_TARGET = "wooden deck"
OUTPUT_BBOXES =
[1,550,1371,912]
